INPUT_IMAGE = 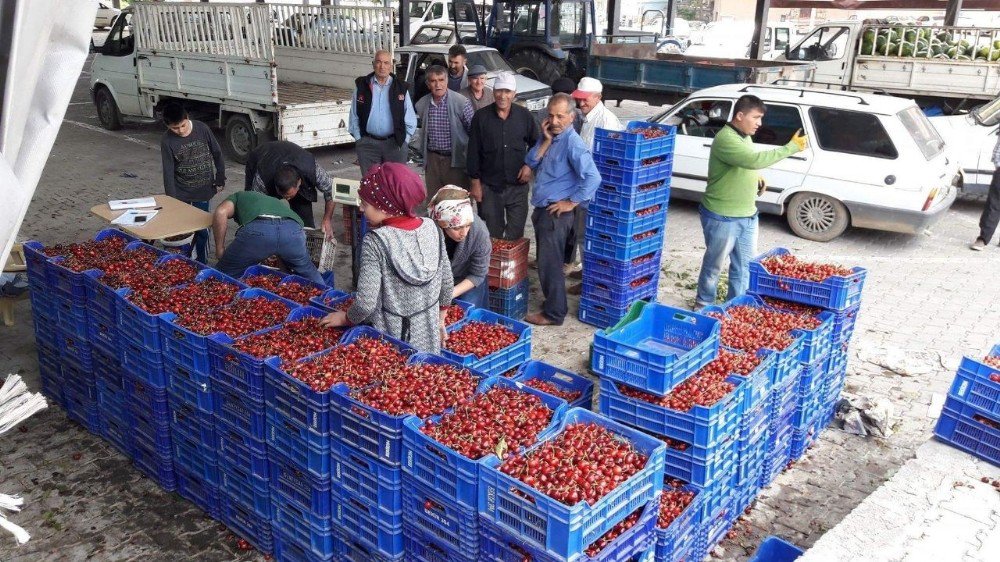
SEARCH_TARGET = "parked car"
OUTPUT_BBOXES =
[651,84,960,241]
[930,114,998,197]
[94,1,120,30]
[409,22,479,45]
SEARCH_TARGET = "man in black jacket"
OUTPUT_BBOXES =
[348,49,417,175]
[244,140,335,238]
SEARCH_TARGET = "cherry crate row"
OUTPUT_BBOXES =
[488,238,531,320]
[579,122,676,330]
[934,344,1000,467]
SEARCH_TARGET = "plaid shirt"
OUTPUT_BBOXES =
[426,92,473,154]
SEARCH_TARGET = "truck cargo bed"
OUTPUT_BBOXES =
[276,82,353,149]
[277,81,353,107]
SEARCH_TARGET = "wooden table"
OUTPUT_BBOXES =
[90,195,212,240]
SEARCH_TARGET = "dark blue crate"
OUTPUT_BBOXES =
[270,489,336,557]
[585,204,669,240]
[512,360,595,410]
[218,493,274,555]
[593,121,676,162]
[309,288,352,313]
[336,439,403,512]
[212,378,266,441]
[584,228,665,262]
[57,326,93,369]
[99,408,134,457]
[62,359,99,402]
[49,229,137,300]
[401,476,479,558]
[87,312,119,358]
[654,482,703,562]
[119,336,166,387]
[403,523,474,562]
[950,345,1000,418]
[592,303,721,395]
[37,344,64,406]
[126,373,171,418]
[274,528,338,562]
[115,287,166,352]
[265,409,331,480]
[660,434,737,489]
[487,279,529,320]
[591,179,671,214]
[578,299,636,330]
[172,430,220,485]
[692,497,737,561]
[748,248,866,311]
[830,304,861,345]
[269,449,333,519]
[217,421,269,480]
[749,536,804,562]
[30,290,58,323]
[339,530,402,562]
[165,358,214,413]
[64,389,100,433]
[34,317,60,350]
[478,408,665,559]
[594,156,673,185]
[169,391,217,448]
[130,401,173,456]
[442,309,532,378]
[132,441,177,490]
[219,463,271,520]
[96,377,129,418]
[175,465,222,518]
[54,293,89,340]
[335,486,405,559]
[934,396,1000,467]
[582,251,662,287]
[240,265,289,288]
[581,273,659,310]
[23,240,56,287]
[336,354,488,467]
[446,299,475,327]
[723,294,835,365]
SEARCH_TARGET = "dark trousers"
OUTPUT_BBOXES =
[357,136,408,176]
[532,207,576,324]
[186,200,211,264]
[289,196,315,228]
[979,168,1000,243]
[216,218,324,284]
[563,204,588,264]
[458,279,488,309]
[479,183,530,240]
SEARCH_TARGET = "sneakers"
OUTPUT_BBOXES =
[970,238,987,251]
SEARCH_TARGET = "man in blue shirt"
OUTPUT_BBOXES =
[523,93,601,326]
[349,50,418,175]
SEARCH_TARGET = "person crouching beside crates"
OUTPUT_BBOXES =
[212,170,325,285]
[429,186,491,308]
[320,163,454,353]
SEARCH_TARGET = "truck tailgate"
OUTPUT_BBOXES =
[853,57,1000,100]
[277,82,354,149]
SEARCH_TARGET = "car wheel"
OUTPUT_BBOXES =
[95,87,123,131]
[786,192,850,242]
[224,114,259,164]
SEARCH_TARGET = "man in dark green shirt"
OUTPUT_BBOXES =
[213,166,324,284]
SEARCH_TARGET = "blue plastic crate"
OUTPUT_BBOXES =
[731,349,776,414]
[659,434,737,489]
[174,465,221,518]
[336,439,403,512]
[401,377,566,511]
[64,388,100,432]
[594,121,676,161]
[592,303,721,395]
[722,294,835,365]
[585,204,669,240]
[591,179,671,214]
[441,309,531,378]
[171,430,220,486]
[269,449,333,519]
[61,357,98,400]
[30,290,58,323]
[748,248,867,311]
[749,536,804,562]
[37,345,64,406]
[581,272,659,310]
[692,497,737,561]
[130,401,173,456]
[487,279,529,320]
[23,240,56,287]
[478,408,666,560]
[82,241,165,319]
[654,482,703,562]
[86,311,119,358]
[337,353,488,466]
[165,358,214,413]
[169,391,217,448]
[595,156,673,186]
[339,531,401,562]
[265,408,331,480]
[217,422,270,480]
[54,292,90,340]
[273,529,337,562]
[49,229,137,300]
[584,228,665,262]
[512,360,595,410]
[94,354,128,404]
[119,336,166,387]
[132,441,177,490]
[934,396,1000,467]
[335,486,405,559]
[99,408,134,457]
[115,287,166,352]
[125,372,171,418]
[736,432,768,485]
[309,288,352,313]
[218,463,271,520]
[212,378,266,441]
[578,299,639,330]
[830,304,861,345]
[583,251,662,287]
[403,522,475,562]
[218,493,274,555]
[950,345,1000,418]
[33,318,61,350]
[240,265,289,287]
[401,476,480,559]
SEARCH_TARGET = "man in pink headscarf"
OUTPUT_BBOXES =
[321,163,454,352]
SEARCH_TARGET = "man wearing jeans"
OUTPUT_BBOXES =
[213,166,324,284]
[695,95,807,308]
[969,134,1000,250]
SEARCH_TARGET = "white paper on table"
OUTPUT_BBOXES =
[111,209,158,226]
[108,197,157,211]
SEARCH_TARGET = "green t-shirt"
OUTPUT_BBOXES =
[703,124,799,218]
[225,191,304,227]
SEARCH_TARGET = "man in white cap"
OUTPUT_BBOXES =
[467,72,539,240]
[460,65,495,111]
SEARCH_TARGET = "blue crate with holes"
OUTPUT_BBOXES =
[99,408,134,457]
[119,336,166,387]
[487,279,529,320]
[748,248,867,311]
[591,178,671,214]
[336,485,405,559]
[271,489,336,557]
[172,430,220,486]
[213,378,266,441]
[337,353,488,466]
[64,387,100,433]
[23,240,57,288]
[54,293,89,342]
[795,358,826,402]
[49,229,138,300]
[273,529,338,562]
[478,408,665,560]
[659,433,737,489]
[584,227,665,263]
[82,241,167,319]
[578,299,641,330]
[169,391,217,448]
[309,288,352,313]
[339,530,401,562]
[240,265,289,287]
[934,395,1000,468]
[266,408,331,479]
[34,317,61,351]
[219,462,271,520]
[62,361,98,404]
[37,344,64,407]
[269,449,333,519]
[30,290,58,324]
[830,303,861,345]
[730,349,776,414]
[401,476,479,559]
[594,121,676,162]
[749,536,804,562]
[950,345,1000,418]
[94,349,126,399]
[132,441,176,490]
[175,465,221,518]
[654,481,703,562]
[691,496,737,562]
[720,294,835,365]
[218,493,274,555]
[403,523,475,562]
[586,204,669,240]
[583,251,662,287]
[125,371,171,416]
[401,377,566,511]
[595,155,674,186]
[86,311,119,358]
[512,360,595,410]
[217,422,269,480]
[442,309,532,377]
[165,358,215,412]
[581,272,659,310]
[336,440,403,512]
[130,399,173,457]
[737,427,768,485]
[593,303,721,395]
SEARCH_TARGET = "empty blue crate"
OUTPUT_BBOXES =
[488,279,529,320]
[217,422,270,480]
[266,408,331,479]
[934,396,1000,468]
[748,248,866,311]
[594,121,676,162]
[478,408,665,559]
[336,439,403,511]
[584,226,665,262]
[512,359,595,410]
[442,309,531,378]
[578,299,637,330]
[335,486,405,559]
[583,251,661,286]
[401,477,480,559]
[218,462,271,520]
[592,303,721,395]
[586,204,669,239]
[218,493,273,555]
[950,345,1000,418]
[581,272,659,310]
[591,179,671,214]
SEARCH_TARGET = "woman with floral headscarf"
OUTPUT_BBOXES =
[320,163,453,352]
[429,186,492,308]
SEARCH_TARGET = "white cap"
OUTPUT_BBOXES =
[572,77,602,99]
[493,72,517,92]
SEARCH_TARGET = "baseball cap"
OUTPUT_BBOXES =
[493,72,517,92]
[571,77,602,99]
[468,65,488,78]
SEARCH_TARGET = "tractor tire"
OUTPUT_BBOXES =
[508,50,564,84]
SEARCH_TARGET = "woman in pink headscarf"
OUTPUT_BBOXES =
[320,163,453,352]
[429,186,492,308]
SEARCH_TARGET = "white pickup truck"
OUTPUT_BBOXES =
[90,1,394,162]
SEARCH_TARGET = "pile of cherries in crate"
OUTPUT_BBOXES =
[705,303,821,355]
[445,321,518,358]
[176,297,291,337]
[103,258,199,292]
[232,318,343,362]
[353,361,479,418]
[619,349,759,412]
[242,273,323,305]
[128,278,241,315]
[282,336,409,392]
[760,254,854,282]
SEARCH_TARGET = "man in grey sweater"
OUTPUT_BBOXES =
[160,103,226,263]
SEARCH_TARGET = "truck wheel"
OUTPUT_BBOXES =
[786,192,850,242]
[509,51,563,84]
[224,114,258,164]
[95,87,122,131]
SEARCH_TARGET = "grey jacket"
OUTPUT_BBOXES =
[347,219,454,353]
[416,90,471,170]
[450,216,491,288]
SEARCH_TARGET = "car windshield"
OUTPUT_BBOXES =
[899,106,945,160]
[466,50,514,72]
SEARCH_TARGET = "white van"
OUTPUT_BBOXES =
[407,0,487,38]
[650,84,959,241]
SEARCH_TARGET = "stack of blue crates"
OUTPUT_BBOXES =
[486,238,530,321]
[934,344,1000,467]
[579,122,675,329]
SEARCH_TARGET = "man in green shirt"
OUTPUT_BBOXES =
[213,165,325,284]
[696,95,807,308]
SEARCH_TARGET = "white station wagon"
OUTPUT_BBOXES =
[649,84,960,241]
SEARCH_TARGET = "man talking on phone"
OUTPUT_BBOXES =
[523,93,601,326]
[695,95,808,308]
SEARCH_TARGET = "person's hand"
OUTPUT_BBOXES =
[469,179,483,203]
[541,117,553,142]
[517,165,533,184]
[215,245,225,260]
[319,311,348,328]
[440,320,448,344]
[757,176,767,196]
[547,200,576,216]
[790,129,808,152]
[321,218,334,241]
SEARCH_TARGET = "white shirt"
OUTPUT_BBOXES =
[581,102,624,151]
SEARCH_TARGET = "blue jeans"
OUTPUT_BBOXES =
[696,206,758,307]
[459,279,487,309]
[188,200,211,264]
[216,218,324,285]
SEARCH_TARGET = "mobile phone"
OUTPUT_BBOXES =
[135,215,148,223]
